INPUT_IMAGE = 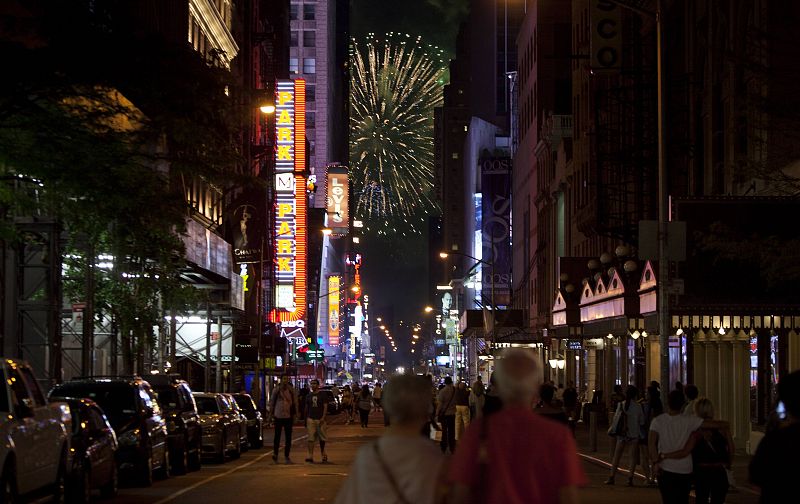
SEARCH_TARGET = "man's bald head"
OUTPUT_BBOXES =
[494,348,543,406]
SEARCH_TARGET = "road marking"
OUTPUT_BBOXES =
[578,453,760,496]
[154,416,348,503]
[153,434,308,504]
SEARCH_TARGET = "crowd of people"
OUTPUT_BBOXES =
[263,359,799,504]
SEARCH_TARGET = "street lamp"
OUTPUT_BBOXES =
[424,306,434,313]
[259,103,276,114]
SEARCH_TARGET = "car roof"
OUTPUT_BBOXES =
[61,376,148,387]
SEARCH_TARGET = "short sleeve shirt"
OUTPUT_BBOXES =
[649,413,703,474]
[306,391,328,420]
[448,406,587,504]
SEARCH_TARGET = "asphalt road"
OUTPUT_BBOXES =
[102,411,758,504]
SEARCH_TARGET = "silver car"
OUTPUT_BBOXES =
[192,393,242,463]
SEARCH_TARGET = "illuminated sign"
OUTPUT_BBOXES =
[271,79,307,331]
[326,166,349,235]
[328,276,340,346]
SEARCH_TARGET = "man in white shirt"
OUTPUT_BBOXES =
[649,389,727,503]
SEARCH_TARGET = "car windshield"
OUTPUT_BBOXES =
[51,383,137,430]
[233,395,255,412]
[195,396,219,415]
[153,388,179,410]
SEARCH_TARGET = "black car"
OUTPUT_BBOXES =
[231,393,263,449]
[61,398,118,502]
[148,374,202,474]
[49,377,170,486]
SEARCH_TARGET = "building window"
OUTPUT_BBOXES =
[451,152,459,159]
[290,30,298,47]
[306,84,316,102]
[306,111,316,129]
[289,58,299,74]
[303,4,315,20]
[303,30,316,47]
[290,4,298,20]
[303,57,316,74]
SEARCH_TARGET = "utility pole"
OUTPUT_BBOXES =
[81,241,95,376]
[216,315,223,392]
[205,301,212,391]
[656,0,670,401]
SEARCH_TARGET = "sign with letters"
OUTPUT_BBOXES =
[480,156,512,306]
[326,165,349,235]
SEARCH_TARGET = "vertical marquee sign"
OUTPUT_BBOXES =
[270,79,307,336]
[328,275,340,346]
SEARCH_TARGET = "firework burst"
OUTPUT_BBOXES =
[350,33,446,236]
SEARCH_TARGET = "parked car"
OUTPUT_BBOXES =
[0,358,70,502]
[193,393,242,463]
[223,393,249,452]
[320,385,341,415]
[61,398,118,502]
[148,374,202,474]
[49,377,170,486]
[231,393,263,449]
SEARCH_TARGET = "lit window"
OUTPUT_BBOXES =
[303,58,316,74]
[289,58,299,73]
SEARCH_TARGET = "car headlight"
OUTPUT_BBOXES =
[119,429,140,447]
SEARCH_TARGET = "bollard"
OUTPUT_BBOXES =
[589,410,597,452]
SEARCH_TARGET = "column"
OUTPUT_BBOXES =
[706,339,720,409]
[732,337,751,446]
[788,330,800,373]
[693,332,706,401]
[718,340,733,423]
[587,348,597,398]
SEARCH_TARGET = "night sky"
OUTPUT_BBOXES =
[350,0,468,341]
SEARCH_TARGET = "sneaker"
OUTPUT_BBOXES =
[604,477,614,485]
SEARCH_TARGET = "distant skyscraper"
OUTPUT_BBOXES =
[289,0,349,208]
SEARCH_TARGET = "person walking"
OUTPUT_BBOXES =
[605,385,645,486]
[436,377,457,454]
[638,388,659,486]
[305,379,329,463]
[454,381,471,441]
[298,383,310,420]
[357,384,372,428]
[469,379,486,421]
[341,385,354,424]
[269,375,298,464]
[448,348,587,503]
[682,384,700,416]
[535,383,570,426]
[749,370,800,503]
[334,375,446,504]
[563,382,579,427]
[482,373,503,417]
[649,390,728,504]
[372,382,383,411]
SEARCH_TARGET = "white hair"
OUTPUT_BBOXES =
[494,348,543,404]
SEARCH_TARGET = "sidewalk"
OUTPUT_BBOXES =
[572,419,760,503]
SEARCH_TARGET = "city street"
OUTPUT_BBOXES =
[106,412,761,504]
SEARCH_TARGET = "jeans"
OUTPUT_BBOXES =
[359,407,370,427]
[273,417,293,458]
[439,414,456,454]
[455,405,471,440]
[658,470,692,504]
[694,467,729,504]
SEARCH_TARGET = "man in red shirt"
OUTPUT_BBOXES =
[448,348,587,504]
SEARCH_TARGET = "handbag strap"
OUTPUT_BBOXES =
[373,442,412,504]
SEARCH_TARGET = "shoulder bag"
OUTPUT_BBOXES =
[373,442,412,504]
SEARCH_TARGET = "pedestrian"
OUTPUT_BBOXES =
[269,374,298,464]
[372,382,383,411]
[454,381,471,440]
[662,398,733,504]
[638,388,659,486]
[334,375,446,504]
[341,385,354,425]
[535,383,569,426]
[649,390,729,504]
[749,370,800,503]
[357,384,372,428]
[563,381,579,426]
[682,384,699,416]
[448,348,587,503]
[304,379,329,463]
[298,383,310,420]
[436,377,457,454]
[605,385,645,486]
[482,372,503,417]
[647,383,665,417]
[469,378,486,421]
[555,382,565,405]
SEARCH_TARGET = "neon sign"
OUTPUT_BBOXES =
[271,79,307,328]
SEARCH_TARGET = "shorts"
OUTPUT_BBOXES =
[306,418,328,443]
